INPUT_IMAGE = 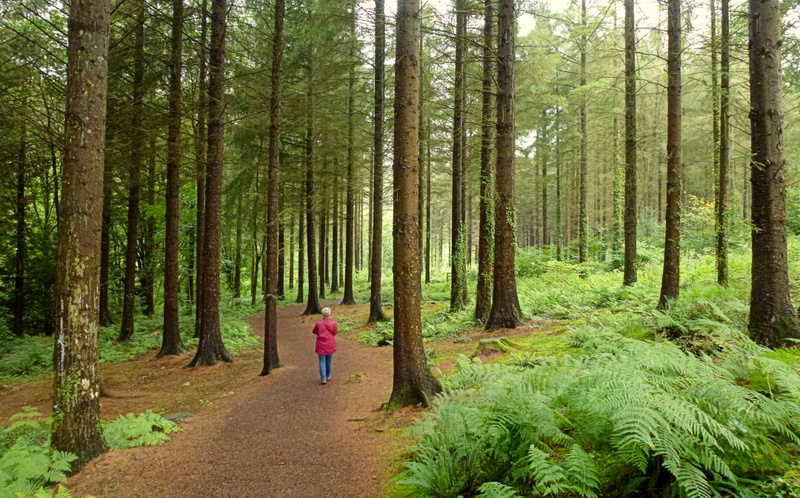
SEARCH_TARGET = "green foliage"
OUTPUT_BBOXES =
[0,337,53,379]
[654,285,750,356]
[0,408,76,498]
[399,330,800,497]
[1,304,261,381]
[103,411,181,450]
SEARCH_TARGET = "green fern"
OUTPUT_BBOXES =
[0,438,77,497]
[400,330,800,497]
[103,411,181,450]
[477,481,521,498]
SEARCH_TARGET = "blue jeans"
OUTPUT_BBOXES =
[318,354,333,381]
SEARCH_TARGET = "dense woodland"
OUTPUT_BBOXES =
[5,0,800,495]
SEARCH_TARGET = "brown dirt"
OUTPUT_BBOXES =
[3,302,414,498]
[1,303,565,497]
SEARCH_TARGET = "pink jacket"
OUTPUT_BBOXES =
[313,317,338,355]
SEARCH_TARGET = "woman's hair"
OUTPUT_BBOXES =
[321,307,331,317]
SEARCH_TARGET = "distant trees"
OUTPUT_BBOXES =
[51,0,110,470]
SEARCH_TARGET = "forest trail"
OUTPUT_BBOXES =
[67,303,398,498]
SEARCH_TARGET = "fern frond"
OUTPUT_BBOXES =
[477,481,521,498]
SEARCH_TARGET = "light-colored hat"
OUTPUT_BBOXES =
[321,307,331,317]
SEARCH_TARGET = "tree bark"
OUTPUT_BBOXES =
[556,104,563,261]
[716,0,729,286]
[486,0,522,330]
[118,0,146,342]
[425,115,432,285]
[368,0,387,323]
[578,0,588,266]
[475,0,494,323]
[189,0,233,367]
[303,83,322,316]
[657,0,682,310]
[747,0,800,346]
[389,0,442,407]
[99,129,114,327]
[623,0,638,286]
[233,195,243,298]
[194,0,209,338]
[296,208,305,303]
[262,0,284,375]
[278,197,286,300]
[343,32,357,305]
[331,177,340,294]
[140,142,156,317]
[13,127,26,336]
[52,0,110,469]
[450,0,468,312]
[160,0,185,357]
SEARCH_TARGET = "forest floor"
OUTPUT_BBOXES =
[0,301,564,497]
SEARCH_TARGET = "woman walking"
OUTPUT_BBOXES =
[313,307,338,384]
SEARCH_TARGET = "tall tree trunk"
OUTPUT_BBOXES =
[611,116,622,258]
[556,104,563,261]
[194,0,209,338]
[189,0,233,367]
[747,0,800,346]
[389,0,442,407]
[160,0,185,357]
[118,0,146,342]
[623,0,638,285]
[716,0,730,286]
[13,127,26,336]
[296,209,305,303]
[450,0,468,312]
[141,141,156,316]
[289,212,294,290]
[540,115,548,248]
[368,0,387,322]
[233,195,243,298]
[303,82,322,315]
[262,0,284,375]
[578,0,588,265]
[425,115,432,285]
[486,0,522,330]
[343,32,357,305]
[657,0,682,310]
[278,196,286,300]
[52,0,109,469]
[99,128,114,326]
[331,178,340,294]
[250,147,263,306]
[319,203,327,300]
[475,0,494,323]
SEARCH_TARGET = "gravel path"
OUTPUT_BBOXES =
[67,303,396,498]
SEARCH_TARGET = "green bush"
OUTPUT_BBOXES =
[399,329,800,498]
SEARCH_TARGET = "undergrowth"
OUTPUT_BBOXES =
[1,408,181,497]
[399,329,800,497]
[103,411,181,450]
[0,301,260,383]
